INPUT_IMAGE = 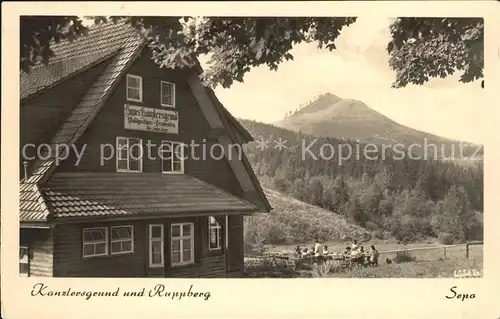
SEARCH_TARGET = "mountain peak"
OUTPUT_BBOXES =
[288,92,342,118]
[319,92,341,100]
[274,93,463,149]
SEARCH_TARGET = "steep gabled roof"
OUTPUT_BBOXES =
[20,21,271,224]
[210,93,254,143]
[205,89,271,212]
[23,22,144,185]
[191,61,270,211]
[21,22,145,223]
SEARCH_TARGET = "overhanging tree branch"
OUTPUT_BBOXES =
[20,16,484,89]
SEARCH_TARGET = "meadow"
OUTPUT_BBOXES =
[243,187,483,278]
[244,241,483,278]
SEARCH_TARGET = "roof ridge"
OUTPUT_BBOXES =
[49,20,131,50]
[33,184,51,219]
[21,22,141,100]
[21,49,120,102]
[27,21,133,68]
[84,19,130,32]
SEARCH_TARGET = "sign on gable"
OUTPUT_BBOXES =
[124,105,179,134]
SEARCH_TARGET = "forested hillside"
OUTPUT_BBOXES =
[241,119,483,244]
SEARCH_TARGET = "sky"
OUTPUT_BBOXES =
[199,17,485,144]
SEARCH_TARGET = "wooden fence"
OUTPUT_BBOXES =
[378,241,483,260]
[465,241,483,258]
[244,241,483,270]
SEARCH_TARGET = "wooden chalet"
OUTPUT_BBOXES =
[19,21,271,278]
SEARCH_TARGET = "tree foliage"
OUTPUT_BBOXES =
[243,119,483,244]
[387,18,484,88]
[20,16,88,72]
[20,16,483,89]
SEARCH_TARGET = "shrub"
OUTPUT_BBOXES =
[311,260,345,277]
[273,177,289,192]
[343,235,353,242]
[394,250,416,264]
[363,232,373,241]
[244,256,295,270]
[244,241,254,253]
[364,221,379,231]
[467,212,484,241]
[439,232,454,245]
[373,230,385,240]
[390,217,437,244]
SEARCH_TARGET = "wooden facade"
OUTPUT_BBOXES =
[19,22,270,278]
[49,215,241,278]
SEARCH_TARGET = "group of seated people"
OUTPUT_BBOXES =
[294,240,331,258]
[294,239,380,266]
[294,245,325,258]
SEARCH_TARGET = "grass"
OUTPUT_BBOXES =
[244,243,483,278]
[243,187,483,278]
[264,240,482,258]
[329,255,483,278]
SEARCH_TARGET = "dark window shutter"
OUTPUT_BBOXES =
[164,221,171,273]
[195,217,202,263]
[199,216,209,257]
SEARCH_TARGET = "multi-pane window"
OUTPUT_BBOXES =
[171,223,194,266]
[116,137,142,172]
[19,246,29,276]
[83,227,108,257]
[126,74,143,102]
[149,224,164,267]
[161,81,175,107]
[160,141,184,174]
[208,216,222,250]
[111,226,134,255]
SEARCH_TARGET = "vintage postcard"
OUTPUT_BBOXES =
[2,1,499,319]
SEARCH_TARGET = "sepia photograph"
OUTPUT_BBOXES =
[4,1,500,318]
[16,15,485,280]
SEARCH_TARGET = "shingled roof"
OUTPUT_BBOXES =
[21,21,137,102]
[19,21,270,224]
[41,173,257,221]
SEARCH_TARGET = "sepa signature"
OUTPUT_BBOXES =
[453,268,481,278]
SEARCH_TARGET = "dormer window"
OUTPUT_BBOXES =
[161,81,175,108]
[126,74,143,103]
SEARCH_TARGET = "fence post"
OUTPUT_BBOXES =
[443,247,447,260]
[466,243,469,259]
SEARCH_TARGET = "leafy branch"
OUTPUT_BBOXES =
[20,16,484,89]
